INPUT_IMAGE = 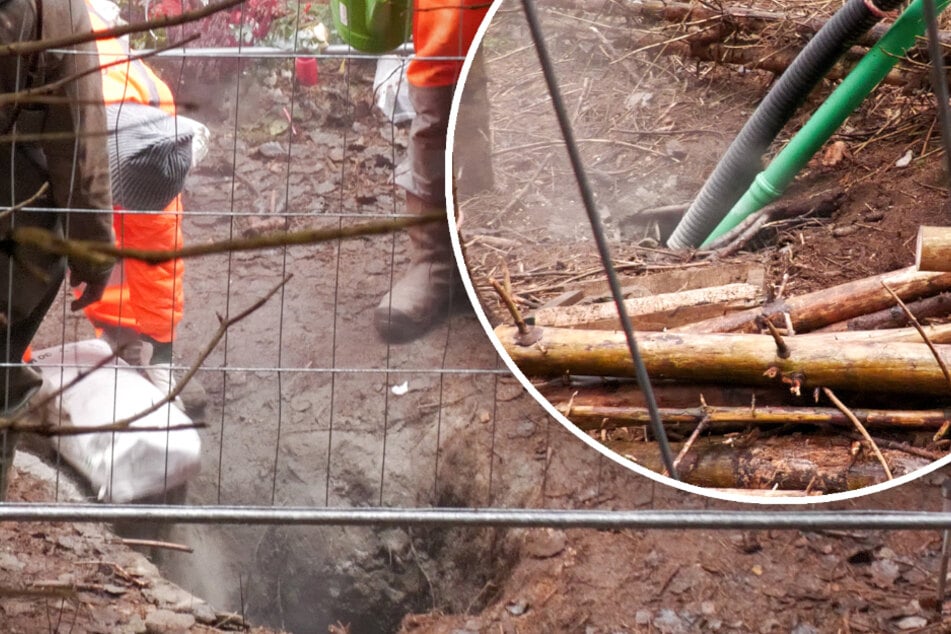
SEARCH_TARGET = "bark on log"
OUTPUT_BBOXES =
[815,293,951,332]
[605,435,929,493]
[496,324,951,396]
[530,282,763,330]
[674,266,951,334]
[564,404,951,432]
[538,382,798,410]
[916,226,951,273]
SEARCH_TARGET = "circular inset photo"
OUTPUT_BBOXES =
[448,0,951,502]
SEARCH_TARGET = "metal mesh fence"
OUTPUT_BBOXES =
[4,0,951,630]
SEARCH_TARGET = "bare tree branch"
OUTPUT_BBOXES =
[0,0,246,57]
[10,213,444,268]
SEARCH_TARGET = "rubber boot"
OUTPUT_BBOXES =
[374,193,460,343]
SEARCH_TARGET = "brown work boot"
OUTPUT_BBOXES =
[374,195,461,343]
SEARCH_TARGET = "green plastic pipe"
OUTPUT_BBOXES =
[701,0,951,247]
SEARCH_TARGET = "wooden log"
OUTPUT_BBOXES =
[814,323,951,344]
[563,404,951,432]
[815,293,951,332]
[605,435,929,493]
[574,261,765,305]
[916,226,951,272]
[674,266,951,334]
[496,324,951,396]
[537,382,797,410]
[530,282,763,330]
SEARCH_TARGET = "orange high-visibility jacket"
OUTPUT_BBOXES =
[408,0,489,88]
[82,1,185,343]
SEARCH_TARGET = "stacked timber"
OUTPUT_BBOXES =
[490,229,951,495]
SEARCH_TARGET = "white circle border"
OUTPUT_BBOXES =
[443,2,951,505]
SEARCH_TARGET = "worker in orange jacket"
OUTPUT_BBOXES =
[82,0,205,412]
[374,0,493,343]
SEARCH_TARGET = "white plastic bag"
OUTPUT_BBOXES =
[31,340,201,503]
[374,57,415,124]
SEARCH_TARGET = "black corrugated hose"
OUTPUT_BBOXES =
[666,0,906,249]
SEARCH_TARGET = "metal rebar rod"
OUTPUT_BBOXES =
[5,505,951,529]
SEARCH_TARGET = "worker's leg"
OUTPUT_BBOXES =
[0,249,67,500]
[374,0,492,343]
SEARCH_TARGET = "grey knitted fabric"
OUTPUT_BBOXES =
[106,103,194,211]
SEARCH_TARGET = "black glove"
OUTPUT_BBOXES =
[69,266,111,310]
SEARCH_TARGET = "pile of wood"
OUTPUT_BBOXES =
[492,227,951,496]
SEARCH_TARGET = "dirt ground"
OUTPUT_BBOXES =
[9,0,951,632]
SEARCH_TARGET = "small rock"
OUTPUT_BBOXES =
[635,609,652,625]
[665,140,687,161]
[870,559,901,588]
[0,551,25,571]
[700,601,716,616]
[190,602,217,625]
[895,149,913,168]
[625,91,653,110]
[832,224,858,238]
[791,624,818,634]
[118,614,147,634]
[653,608,688,634]
[523,529,566,559]
[505,600,529,616]
[290,396,312,413]
[896,616,928,630]
[256,141,286,158]
[314,180,336,196]
[508,421,535,439]
[144,609,196,633]
[143,580,201,611]
[644,549,663,568]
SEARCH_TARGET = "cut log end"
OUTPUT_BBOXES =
[916,225,951,272]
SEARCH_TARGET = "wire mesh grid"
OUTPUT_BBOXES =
[5,0,951,630]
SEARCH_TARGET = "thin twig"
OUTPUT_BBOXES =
[671,415,709,471]
[106,275,293,430]
[0,35,201,107]
[757,315,790,359]
[823,387,893,480]
[0,182,48,223]
[0,0,246,56]
[882,281,951,390]
[16,276,291,436]
[489,278,529,335]
[119,538,193,553]
[3,346,126,431]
